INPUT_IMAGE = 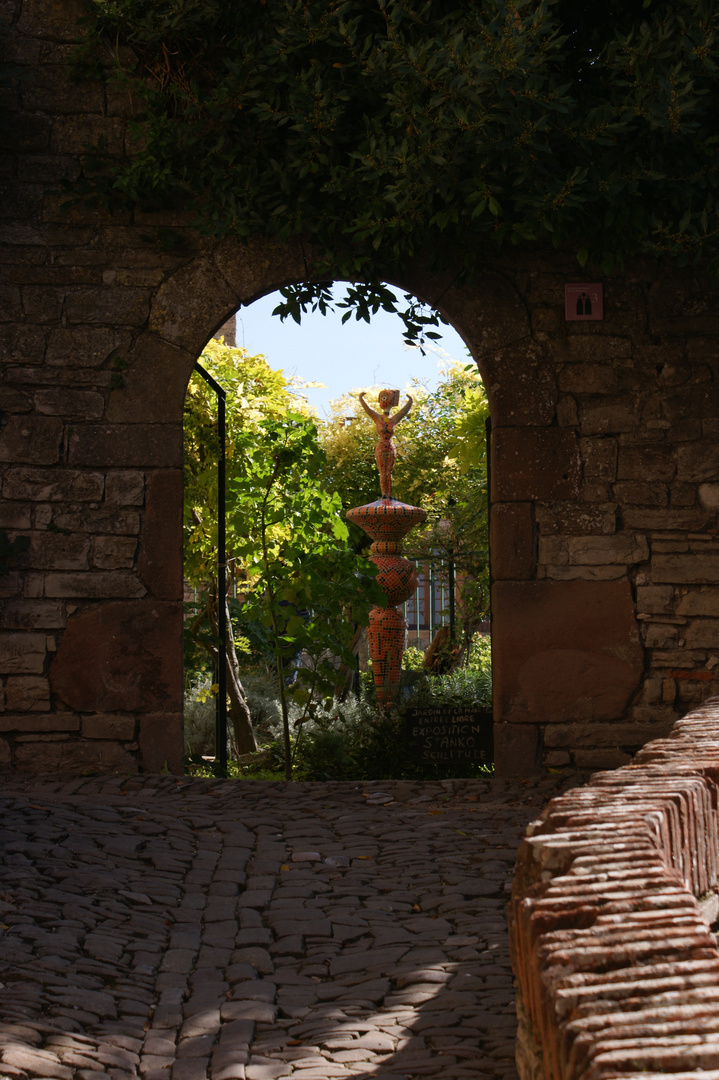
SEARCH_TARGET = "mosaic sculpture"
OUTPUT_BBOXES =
[346,389,427,703]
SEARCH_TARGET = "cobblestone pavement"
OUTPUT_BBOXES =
[0,773,576,1080]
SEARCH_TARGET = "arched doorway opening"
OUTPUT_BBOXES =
[181,280,493,779]
[52,237,591,780]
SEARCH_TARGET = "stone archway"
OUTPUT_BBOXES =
[43,236,642,777]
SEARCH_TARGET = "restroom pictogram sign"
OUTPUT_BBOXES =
[565,283,603,320]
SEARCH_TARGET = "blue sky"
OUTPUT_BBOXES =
[234,285,471,418]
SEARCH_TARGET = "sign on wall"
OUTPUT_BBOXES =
[405,706,494,764]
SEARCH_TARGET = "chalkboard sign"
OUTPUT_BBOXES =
[404,706,493,764]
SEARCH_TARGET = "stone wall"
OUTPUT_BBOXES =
[486,265,719,774]
[509,698,719,1080]
[1,1,719,775]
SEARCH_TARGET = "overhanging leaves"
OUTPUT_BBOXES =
[78,0,719,333]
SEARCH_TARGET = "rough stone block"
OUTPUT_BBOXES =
[105,336,196,424]
[636,585,675,615]
[492,428,581,502]
[641,677,663,704]
[535,503,617,537]
[137,470,183,600]
[20,285,64,322]
[581,404,638,436]
[5,675,50,712]
[82,714,136,740]
[13,738,138,775]
[542,564,629,581]
[652,553,719,584]
[539,533,649,567]
[685,621,719,649]
[0,323,46,363]
[0,503,32,529]
[618,445,676,482]
[53,508,140,535]
[543,721,675,748]
[45,327,116,367]
[699,484,719,508]
[573,747,632,769]
[44,572,146,598]
[64,285,151,325]
[0,386,33,414]
[0,632,47,674]
[556,395,578,427]
[677,443,719,483]
[0,415,63,465]
[16,0,87,41]
[544,750,571,766]
[625,507,717,531]
[492,580,643,725]
[0,713,79,732]
[651,648,708,668]
[559,364,617,394]
[214,235,307,322]
[2,466,104,502]
[138,713,185,774]
[105,470,145,506]
[69,424,182,468]
[493,723,541,778]
[27,531,89,570]
[149,258,240,354]
[643,623,680,648]
[483,340,556,427]
[49,600,182,712]
[676,587,719,616]
[0,599,66,630]
[664,382,719,421]
[0,286,22,321]
[676,678,709,703]
[92,535,138,569]
[34,388,104,418]
[582,482,612,503]
[566,335,632,362]
[490,503,535,580]
[613,481,668,506]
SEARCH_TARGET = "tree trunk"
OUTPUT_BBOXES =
[208,596,257,756]
[225,603,258,755]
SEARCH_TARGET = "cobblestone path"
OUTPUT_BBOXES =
[0,774,571,1080]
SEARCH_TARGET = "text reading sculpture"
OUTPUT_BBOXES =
[347,389,427,703]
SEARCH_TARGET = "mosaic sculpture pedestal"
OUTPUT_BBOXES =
[346,390,426,704]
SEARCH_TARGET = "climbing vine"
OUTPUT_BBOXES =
[74,0,719,336]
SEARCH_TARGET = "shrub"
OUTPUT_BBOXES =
[185,632,493,780]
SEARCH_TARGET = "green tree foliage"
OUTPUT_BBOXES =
[184,338,295,591]
[184,339,301,756]
[228,413,381,777]
[184,338,380,771]
[77,0,719,338]
[320,362,490,652]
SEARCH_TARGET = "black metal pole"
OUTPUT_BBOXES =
[485,415,492,630]
[448,548,456,643]
[194,362,227,778]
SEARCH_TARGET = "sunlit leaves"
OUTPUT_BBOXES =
[319,362,490,630]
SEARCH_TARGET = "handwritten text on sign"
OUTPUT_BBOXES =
[405,706,493,763]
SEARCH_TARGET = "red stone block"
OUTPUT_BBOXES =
[49,600,182,713]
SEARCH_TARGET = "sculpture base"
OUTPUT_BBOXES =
[368,606,406,704]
